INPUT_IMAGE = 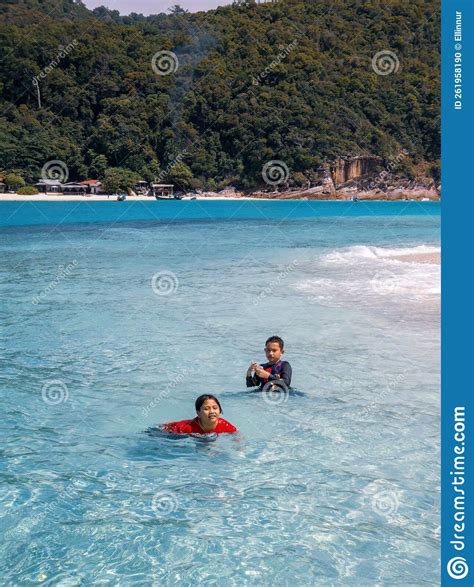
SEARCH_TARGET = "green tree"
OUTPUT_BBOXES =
[0,0,440,189]
[102,167,140,194]
[17,185,38,195]
[5,173,25,192]
[89,155,108,179]
[166,162,194,190]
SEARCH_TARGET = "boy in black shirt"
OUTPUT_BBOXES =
[246,336,292,390]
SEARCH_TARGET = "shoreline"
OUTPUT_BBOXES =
[0,194,268,202]
[0,194,440,202]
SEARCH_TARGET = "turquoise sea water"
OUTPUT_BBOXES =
[1,201,440,585]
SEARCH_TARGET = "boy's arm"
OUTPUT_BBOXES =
[246,372,260,387]
[279,362,292,387]
[246,362,260,387]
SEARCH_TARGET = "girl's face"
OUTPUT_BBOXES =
[198,399,221,428]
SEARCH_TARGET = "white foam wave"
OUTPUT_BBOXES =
[294,243,440,306]
[323,245,440,265]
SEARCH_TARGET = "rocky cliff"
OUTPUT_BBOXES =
[250,155,440,200]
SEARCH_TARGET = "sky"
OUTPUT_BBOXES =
[83,0,229,15]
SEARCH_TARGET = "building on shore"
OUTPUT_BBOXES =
[134,181,148,195]
[36,179,63,193]
[80,180,102,194]
[62,182,89,195]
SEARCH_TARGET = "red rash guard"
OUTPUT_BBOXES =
[162,417,237,435]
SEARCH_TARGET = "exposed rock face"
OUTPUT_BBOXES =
[330,156,383,187]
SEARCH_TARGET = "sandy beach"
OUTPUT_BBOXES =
[391,251,440,264]
[0,192,440,203]
[0,194,263,202]
[0,194,264,202]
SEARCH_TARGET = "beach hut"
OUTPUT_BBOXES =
[62,182,89,195]
[134,180,148,195]
[80,180,102,195]
[36,179,63,193]
[79,180,101,194]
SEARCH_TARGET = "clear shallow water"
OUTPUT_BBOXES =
[0,202,440,585]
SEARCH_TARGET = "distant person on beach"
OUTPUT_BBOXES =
[246,336,292,390]
[161,394,237,434]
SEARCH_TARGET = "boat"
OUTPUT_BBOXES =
[148,183,181,200]
[155,193,183,201]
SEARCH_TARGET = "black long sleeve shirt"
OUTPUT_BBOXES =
[246,360,292,389]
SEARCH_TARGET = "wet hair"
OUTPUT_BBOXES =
[265,335,284,350]
[195,394,223,414]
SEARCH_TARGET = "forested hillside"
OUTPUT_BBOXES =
[0,0,440,189]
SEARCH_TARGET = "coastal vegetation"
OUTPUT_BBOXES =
[0,0,440,191]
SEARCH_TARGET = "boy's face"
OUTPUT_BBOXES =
[265,342,284,364]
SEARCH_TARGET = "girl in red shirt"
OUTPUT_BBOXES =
[161,394,237,435]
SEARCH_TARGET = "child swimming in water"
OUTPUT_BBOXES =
[246,335,292,390]
[161,394,237,434]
